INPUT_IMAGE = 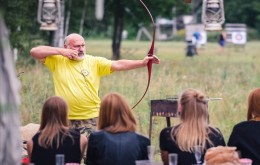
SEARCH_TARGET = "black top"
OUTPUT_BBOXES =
[218,33,225,42]
[160,126,226,165]
[228,121,260,165]
[86,130,150,165]
[31,129,81,165]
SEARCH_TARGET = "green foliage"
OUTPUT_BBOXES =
[1,0,49,62]
[1,0,260,63]
[256,15,260,34]
[247,28,260,41]
[224,0,260,30]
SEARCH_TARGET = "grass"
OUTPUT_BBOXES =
[18,40,260,160]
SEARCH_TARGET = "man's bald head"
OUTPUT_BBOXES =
[64,33,84,47]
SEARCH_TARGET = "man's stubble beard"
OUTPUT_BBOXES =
[67,46,85,61]
[72,53,85,61]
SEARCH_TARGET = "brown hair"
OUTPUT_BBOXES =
[98,92,137,133]
[173,89,216,152]
[38,96,71,148]
[247,88,260,120]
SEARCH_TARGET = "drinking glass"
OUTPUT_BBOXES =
[168,153,178,165]
[135,160,150,165]
[147,145,155,161]
[56,154,65,165]
[239,158,253,165]
[135,160,163,165]
[194,145,203,164]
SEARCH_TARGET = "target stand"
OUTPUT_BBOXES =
[149,99,178,139]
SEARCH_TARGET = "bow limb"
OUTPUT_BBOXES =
[131,0,156,110]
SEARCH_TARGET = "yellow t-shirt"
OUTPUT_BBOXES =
[44,54,113,120]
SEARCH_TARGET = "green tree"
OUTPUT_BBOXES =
[1,0,47,61]
[225,0,260,30]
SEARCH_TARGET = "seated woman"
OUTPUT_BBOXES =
[85,92,150,165]
[160,89,225,165]
[228,88,260,165]
[27,96,87,165]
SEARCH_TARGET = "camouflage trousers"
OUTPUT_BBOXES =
[69,118,97,138]
[70,118,98,163]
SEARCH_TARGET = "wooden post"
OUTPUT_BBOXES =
[0,15,21,165]
[184,0,192,3]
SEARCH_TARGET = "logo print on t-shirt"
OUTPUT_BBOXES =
[81,69,89,77]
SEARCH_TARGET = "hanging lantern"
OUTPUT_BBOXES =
[202,0,225,31]
[37,0,61,31]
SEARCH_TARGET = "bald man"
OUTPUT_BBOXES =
[30,33,160,136]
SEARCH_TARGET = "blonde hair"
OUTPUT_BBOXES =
[38,96,71,148]
[173,89,216,152]
[98,92,137,133]
[247,88,260,120]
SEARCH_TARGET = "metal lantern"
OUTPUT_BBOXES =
[37,0,61,31]
[202,0,225,31]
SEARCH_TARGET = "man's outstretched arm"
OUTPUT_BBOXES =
[111,55,160,71]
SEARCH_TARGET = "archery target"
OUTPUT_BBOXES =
[232,32,246,44]
[198,31,207,45]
